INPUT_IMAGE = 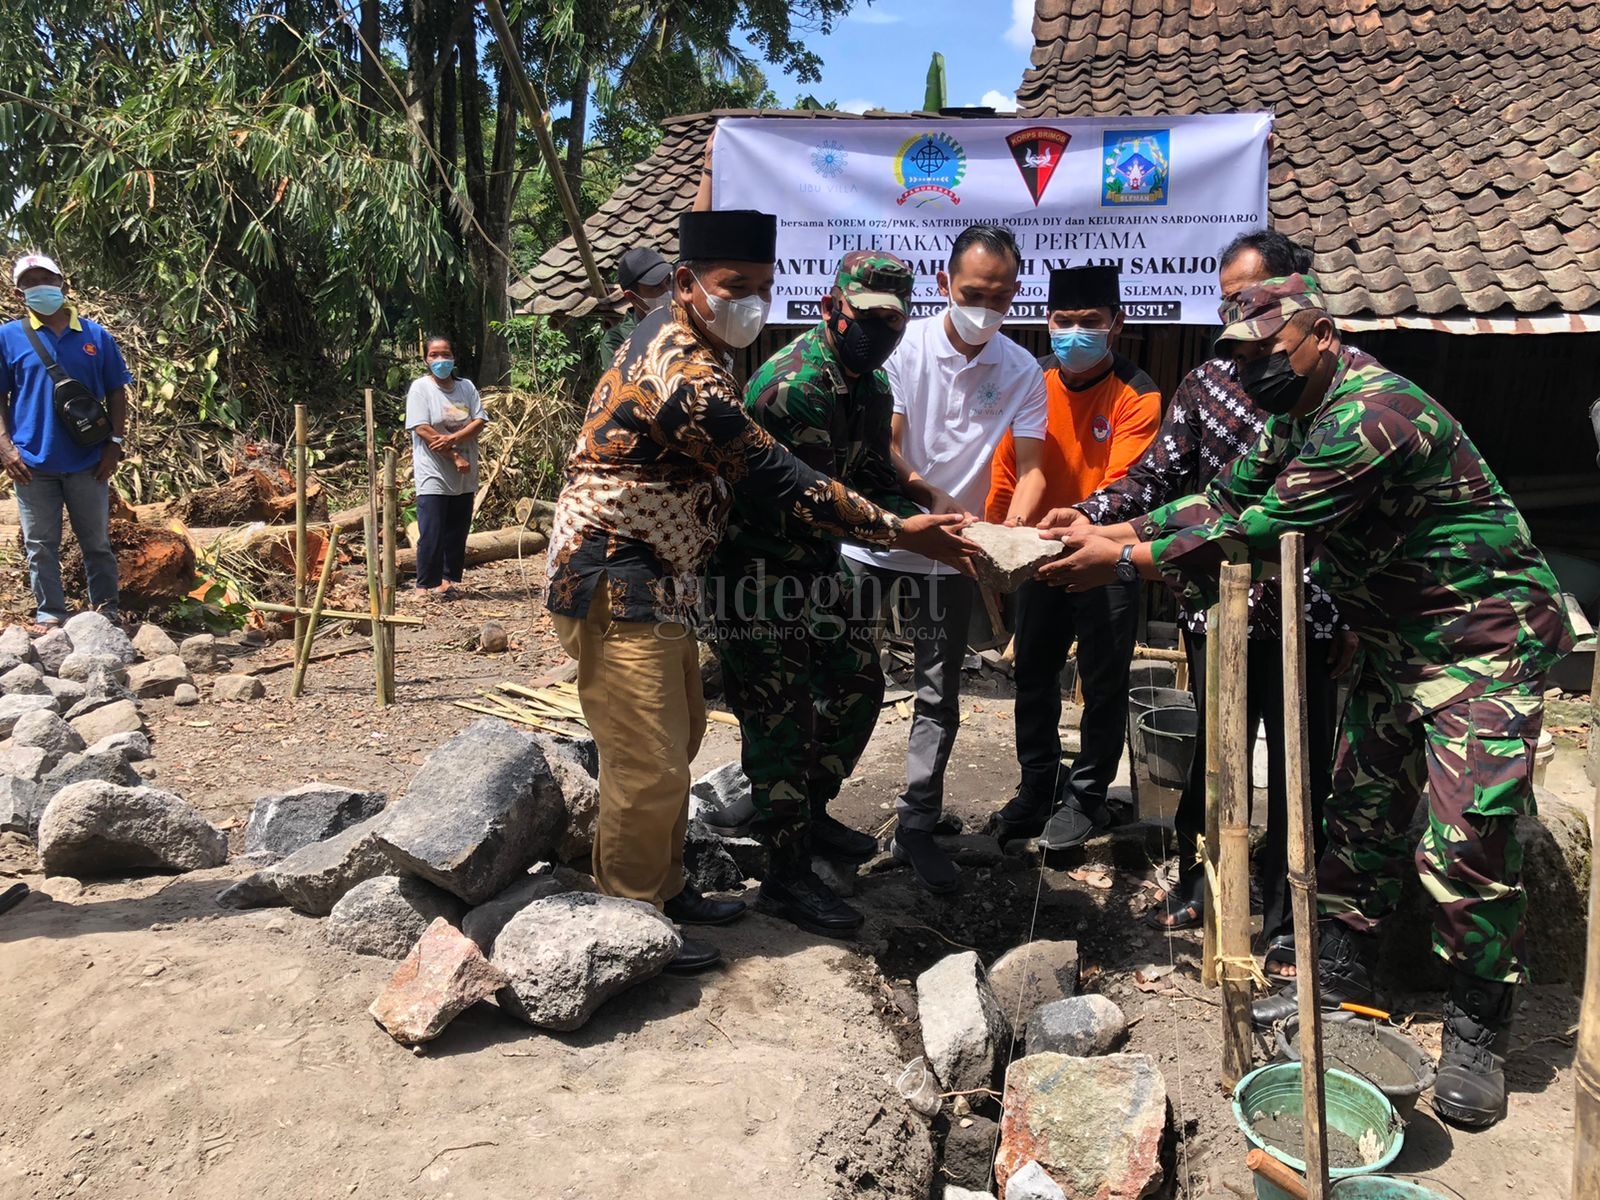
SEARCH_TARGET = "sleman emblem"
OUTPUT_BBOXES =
[1102,130,1170,206]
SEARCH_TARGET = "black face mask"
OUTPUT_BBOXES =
[1238,339,1313,416]
[829,310,902,375]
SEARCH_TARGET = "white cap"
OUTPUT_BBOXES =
[13,253,63,286]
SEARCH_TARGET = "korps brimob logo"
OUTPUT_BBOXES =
[894,132,966,207]
[1006,127,1070,206]
[1102,130,1170,205]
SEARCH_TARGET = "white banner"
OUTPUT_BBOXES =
[711,114,1272,325]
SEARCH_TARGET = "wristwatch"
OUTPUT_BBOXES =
[1115,544,1137,584]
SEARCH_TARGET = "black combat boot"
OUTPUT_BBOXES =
[809,794,879,862]
[1433,972,1516,1129]
[755,846,864,938]
[1252,918,1379,1027]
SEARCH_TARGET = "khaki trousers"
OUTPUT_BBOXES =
[552,589,705,907]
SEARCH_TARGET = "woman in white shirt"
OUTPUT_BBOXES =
[405,335,487,599]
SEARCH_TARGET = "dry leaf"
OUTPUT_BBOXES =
[1069,867,1113,890]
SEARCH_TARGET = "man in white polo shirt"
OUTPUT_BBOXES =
[843,224,1047,893]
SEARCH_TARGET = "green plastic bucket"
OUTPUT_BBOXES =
[1232,1063,1405,1200]
[1329,1178,1456,1199]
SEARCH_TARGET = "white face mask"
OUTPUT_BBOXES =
[636,291,669,314]
[947,300,1005,346]
[691,273,769,349]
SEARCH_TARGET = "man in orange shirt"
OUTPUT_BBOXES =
[986,265,1161,848]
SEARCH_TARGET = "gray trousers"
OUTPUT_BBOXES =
[850,563,977,833]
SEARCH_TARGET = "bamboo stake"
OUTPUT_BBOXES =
[1202,600,1224,989]
[364,388,386,706]
[1217,561,1254,1089]
[1281,532,1330,1200]
[1575,779,1600,1197]
[290,532,340,700]
[381,448,398,702]
[251,601,424,626]
[293,404,308,652]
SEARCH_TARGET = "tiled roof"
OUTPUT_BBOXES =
[1018,0,1600,322]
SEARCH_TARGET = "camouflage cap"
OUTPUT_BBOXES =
[1215,272,1329,350]
[834,251,913,315]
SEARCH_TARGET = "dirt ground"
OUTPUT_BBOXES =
[0,555,1590,1199]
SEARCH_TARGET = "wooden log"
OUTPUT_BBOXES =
[394,527,549,574]
[293,404,308,651]
[242,637,373,676]
[1217,561,1254,1090]
[1202,600,1224,990]
[251,601,425,626]
[1281,532,1330,1200]
[513,497,559,531]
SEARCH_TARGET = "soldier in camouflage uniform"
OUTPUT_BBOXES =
[703,252,925,937]
[1040,274,1573,1129]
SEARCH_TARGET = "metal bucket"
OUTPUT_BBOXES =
[1137,706,1199,790]
[1128,686,1194,769]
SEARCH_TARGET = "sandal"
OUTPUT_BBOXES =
[25,618,61,636]
[1264,933,1297,979]
[1144,889,1204,931]
[0,882,30,917]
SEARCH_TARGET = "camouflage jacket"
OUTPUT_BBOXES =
[545,305,902,625]
[1145,347,1573,712]
[713,323,920,576]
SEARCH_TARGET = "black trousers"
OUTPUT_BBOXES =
[1012,577,1140,814]
[1174,630,1339,946]
[414,492,474,589]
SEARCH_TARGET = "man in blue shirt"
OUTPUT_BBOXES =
[0,253,132,628]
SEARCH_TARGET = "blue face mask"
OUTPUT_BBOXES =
[428,359,454,380]
[22,285,65,316]
[1051,326,1110,374]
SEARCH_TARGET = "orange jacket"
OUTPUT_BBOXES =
[987,352,1161,524]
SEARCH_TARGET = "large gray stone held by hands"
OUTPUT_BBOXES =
[964,522,1067,594]
[375,718,566,904]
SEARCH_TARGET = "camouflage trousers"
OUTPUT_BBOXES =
[1317,671,1544,983]
[707,565,883,860]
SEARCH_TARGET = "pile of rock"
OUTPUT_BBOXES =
[908,942,1165,1199]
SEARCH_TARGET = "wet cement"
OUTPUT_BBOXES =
[1251,1111,1369,1171]
[1289,1022,1417,1090]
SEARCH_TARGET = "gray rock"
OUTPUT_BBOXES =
[86,730,153,762]
[59,652,128,684]
[11,709,85,770]
[211,674,264,702]
[1024,995,1128,1057]
[0,773,48,836]
[178,634,219,675]
[942,1115,999,1191]
[478,621,508,654]
[0,625,36,664]
[944,1189,998,1200]
[0,743,49,782]
[127,654,192,698]
[131,624,179,660]
[988,940,1080,1016]
[491,892,681,1031]
[690,760,751,813]
[0,693,59,737]
[324,875,466,959]
[173,683,200,707]
[215,810,394,915]
[68,699,144,745]
[549,734,599,778]
[812,855,859,897]
[0,663,48,696]
[1005,1161,1067,1200]
[32,628,74,676]
[0,654,22,679]
[62,612,136,664]
[37,780,229,876]
[462,868,598,952]
[42,749,141,793]
[243,782,387,862]
[917,951,1011,1094]
[42,676,86,706]
[376,719,565,904]
[683,818,747,893]
[964,522,1067,594]
[532,733,600,862]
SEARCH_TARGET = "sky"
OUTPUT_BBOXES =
[743,0,1034,115]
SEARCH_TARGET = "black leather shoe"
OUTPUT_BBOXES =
[983,788,1052,842]
[890,827,960,894]
[810,812,878,863]
[755,866,864,937]
[1252,919,1380,1027]
[664,937,722,974]
[662,887,747,926]
[700,794,756,837]
[1434,972,1515,1129]
[1037,800,1108,851]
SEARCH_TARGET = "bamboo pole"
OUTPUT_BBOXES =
[251,601,424,626]
[1281,532,1330,1200]
[293,404,308,652]
[289,532,339,700]
[381,448,398,702]
[1576,775,1600,1198]
[364,388,387,706]
[1202,600,1224,989]
[1217,561,1255,1089]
